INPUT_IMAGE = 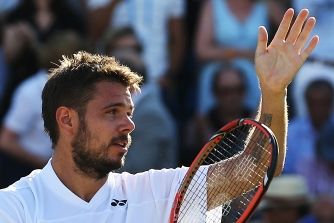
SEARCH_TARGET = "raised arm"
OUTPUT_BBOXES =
[206,8,319,209]
[255,8,319,175]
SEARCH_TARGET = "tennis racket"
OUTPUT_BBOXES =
[170,118,279,223]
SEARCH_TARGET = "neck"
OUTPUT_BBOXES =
[51,147,107,202]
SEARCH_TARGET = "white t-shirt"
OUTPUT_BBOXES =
[0,161,194,223]
[4,70,52,159]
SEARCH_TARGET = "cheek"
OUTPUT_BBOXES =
[88,122,116,143]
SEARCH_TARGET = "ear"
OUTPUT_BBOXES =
[55,106,79,138]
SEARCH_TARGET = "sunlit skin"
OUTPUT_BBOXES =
[79,81,135,166]
[255,8,319,175]
[51,81,135,201]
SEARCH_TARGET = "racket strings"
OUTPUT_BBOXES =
[177,124,272,223]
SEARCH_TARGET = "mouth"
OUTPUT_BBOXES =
[113,141,129,150]
[111,135,131,153]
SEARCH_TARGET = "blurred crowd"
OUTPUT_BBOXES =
[0,0,334,222]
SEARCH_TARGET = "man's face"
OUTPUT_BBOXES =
[71,81,135,179]
[307,87,333,129]
[215,70,245,112]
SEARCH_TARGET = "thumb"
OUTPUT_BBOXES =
[255,26,268,57]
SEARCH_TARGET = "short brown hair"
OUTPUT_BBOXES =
[42,51,142,147]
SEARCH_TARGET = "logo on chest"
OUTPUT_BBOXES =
[111,199,128,207]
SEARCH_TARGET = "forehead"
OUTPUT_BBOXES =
[307,87,333,100]
[88,81,133,108]
[217,70,243,86]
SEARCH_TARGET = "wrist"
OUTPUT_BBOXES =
[261,87,287,100]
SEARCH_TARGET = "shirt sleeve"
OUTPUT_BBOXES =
[0,190,25,223]
[3,83,35,134]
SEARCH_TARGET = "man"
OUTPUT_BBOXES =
[286,79,334,174]
[0,31,86,187]
[286,79,334,196]
[291,0,334,117]
[184,64,253,164]
[0,8,318,222]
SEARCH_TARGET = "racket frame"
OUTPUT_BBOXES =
[169,118,278,223]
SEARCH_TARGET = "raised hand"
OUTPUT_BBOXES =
[255,8,319,94]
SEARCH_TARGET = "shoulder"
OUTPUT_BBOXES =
[115,167,187,185]
[113,167,188,199]
[0,170,41,222]
[11,71,46,101]
[0,188,25,222]
[16,71,47,93]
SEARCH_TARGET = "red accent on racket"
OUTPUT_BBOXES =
[170,118,278,223]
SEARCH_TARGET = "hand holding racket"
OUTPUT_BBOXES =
[170,119,278,223]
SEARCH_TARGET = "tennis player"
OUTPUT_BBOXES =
[0,8,318,222]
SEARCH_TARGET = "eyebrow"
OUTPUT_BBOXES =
[102,102,134,111]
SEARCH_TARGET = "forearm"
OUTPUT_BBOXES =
[257,89,287,176]
[0,141,47,168]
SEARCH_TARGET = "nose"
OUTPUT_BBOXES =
[121,115,135,134]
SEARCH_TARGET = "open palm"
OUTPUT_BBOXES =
[255,9,319,94]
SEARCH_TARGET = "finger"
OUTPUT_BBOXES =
[255,26,268,57]
[272,8,294,43]
[295,17,316,52]
[300,35,320,62]
[286,9,309,44]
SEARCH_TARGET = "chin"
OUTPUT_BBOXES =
[109,155,126,170]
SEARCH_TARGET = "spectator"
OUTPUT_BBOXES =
[87,0,186,103]
[195,0,278,114]
[256,174,311,223]
[285,79,334,174]
[292,0,334,117]
[0,22,39,123]
[295,121,334,196]
[0,31,86,187]
[293,63,334,118]
[102,26,142,56]
[302,195,334,223]
[5,0,86,42]
[184,64,254,164]
[285,77,334,218]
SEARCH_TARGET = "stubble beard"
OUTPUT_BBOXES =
[71,121,131,179]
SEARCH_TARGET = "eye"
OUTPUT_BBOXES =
[107,108,118,115]
[127,111,133,118]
